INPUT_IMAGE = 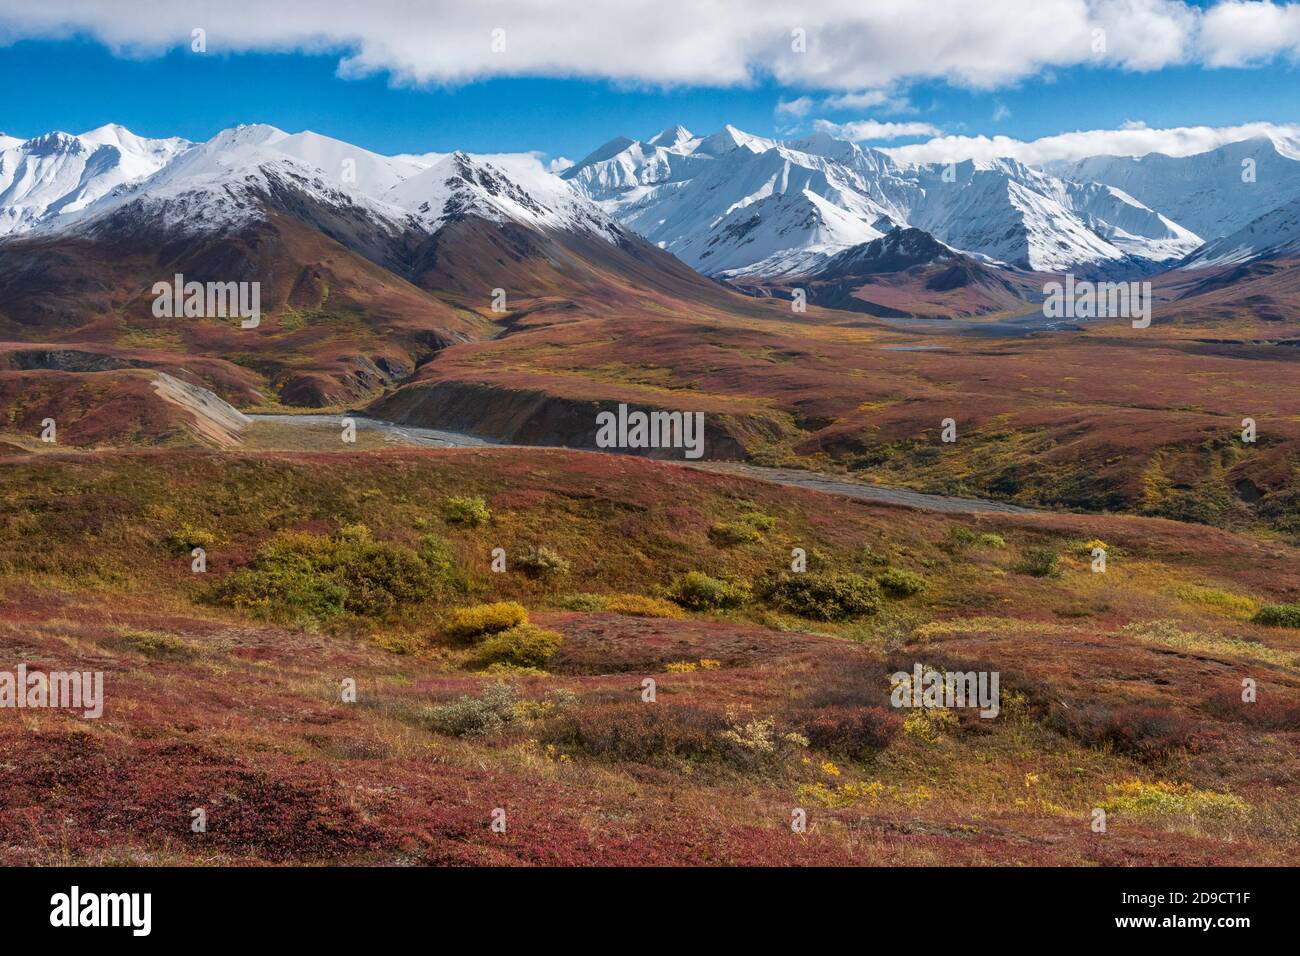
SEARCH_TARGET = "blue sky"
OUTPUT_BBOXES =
[1,1,1298,165]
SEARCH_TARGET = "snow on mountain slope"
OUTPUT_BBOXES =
[1050,136,1300,242]
[565,129,900,276]
[566,124,1188,277]
[1182,194,1300,268]
[23,124,624,248]
[42,123,406,238]
[0,124,190,236]
[386,151,624,241]
[273,130,426,194]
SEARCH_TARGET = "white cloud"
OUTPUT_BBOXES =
[879,121,1300,165]
[992,103,1011,121]
[775,96,815,118]
[0,1,1296,90]
[813,118,942,142]
[1200,0,1300,65]
[547,155,575,173]
[822,89,915,113]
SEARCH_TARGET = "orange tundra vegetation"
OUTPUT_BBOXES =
[0,445,1297,865]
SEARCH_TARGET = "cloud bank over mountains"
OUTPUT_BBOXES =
[2,0,1300,90]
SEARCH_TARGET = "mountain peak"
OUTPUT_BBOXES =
[694,124,775,157]
[647,124,695,149]
[22,131,84,157]
[564,136,638,178]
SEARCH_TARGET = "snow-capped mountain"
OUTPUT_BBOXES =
[564,124,1200,278]
[1182,194,1300,268]
[6,119,1300,288]
[387,150,624,241]
[1050,135,1300,244]
[20,123,626,250]
[0,123,190,235]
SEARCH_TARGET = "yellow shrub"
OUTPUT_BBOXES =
[445,602,528,641]
[474,624,563,668]
[902,708,958,743]
[1100,780,1250,821]
[604,594,685,618]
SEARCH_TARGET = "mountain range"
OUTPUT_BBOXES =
[5,121,1300,282]
[2,118,1299,540]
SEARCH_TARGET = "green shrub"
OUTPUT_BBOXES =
[423,683,518,737]
[665,571,750,611]
[169,522,215,553]
[1253,603,1300,628]
[445,601,528,641]
[709,510,777,547]
[329,525,438,617]
[708,520,763,546]
[555,592,608,611]
[114,627,203,661]
[1013,546,1061,578]
[514,545,571,579]
[474,624,564,668]
[444,494,490,527]
[877,568,927,598]
[943,528,1005,551]
[208,556,348,623]
[759,571,882,621]
[206,524,443,623]
[858,545,890,567]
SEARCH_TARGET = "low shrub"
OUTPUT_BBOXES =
[555,592,607,611]
[1170,584,1257,619]
[665,571,749,611]
[901,708,959,743]
[207,554,348,623]
[800,705,901,758]
[514,545,571,580]
[718,711,809,771]
[169,522,214,553]
[423,682,518,737]
[1253,603,1300,628]
[708,510,778,547]
[1100,780,1249,822]
[604,594,684,618]
[759,571,882,621]
[541,701,728,765]
[1204,687,1300,730]
[1048,702,1211,759]
[115,628,202,661]
[708,520,763,546]
[943,527,1005,551]
[1013,546,1060,578]
[444,494,490,527]
[445,601,528,641]
[473,624,564,668]
[877,568,927,598]
[206,524,442,623]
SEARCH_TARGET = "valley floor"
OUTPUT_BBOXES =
[1,444,1297,865]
